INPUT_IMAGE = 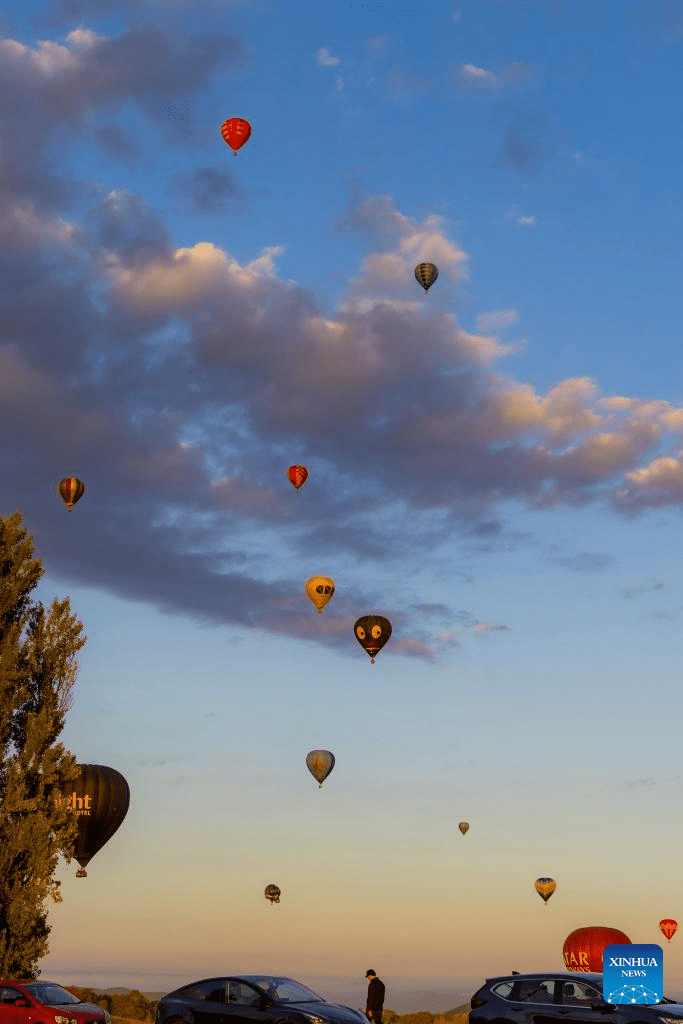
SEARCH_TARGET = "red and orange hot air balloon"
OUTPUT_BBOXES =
[287,465,308,490]
[660,919,678,943]
[58,477,85,510]
[563,926,631,973]
[220,117,251,155]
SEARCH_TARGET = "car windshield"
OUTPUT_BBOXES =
[24,985,82,1006]
[245,979,323,1004]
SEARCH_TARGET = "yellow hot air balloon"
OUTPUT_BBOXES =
[305,576,335,614]
[58,477,85,510]
[535,877,556,905]
[415,262,438,292]
[458,822,469,835]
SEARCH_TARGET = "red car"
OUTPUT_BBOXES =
[0,983,109,1024]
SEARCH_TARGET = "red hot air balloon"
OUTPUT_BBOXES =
[220,118,251,155]
[58,477,85,510]
[287,465,308,490]
[58,764,130,877]
[563,927,631,973]
[660,919,678,943]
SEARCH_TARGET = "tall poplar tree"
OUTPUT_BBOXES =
[0,511,85,977]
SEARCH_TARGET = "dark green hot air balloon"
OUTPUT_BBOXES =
[414,263,438,292]
[265,884,281,904]
[354,615,392,664]
[306,750,335,788]
[59,764,130,877]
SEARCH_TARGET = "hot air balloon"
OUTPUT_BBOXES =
[354,615,392,664]
[220,117,251,155]
[535,877,556,905]
[660,919,678,943]
[58,477,85,510]
[58,764,129,877]
[265,884,281,904]
[458,822,469,835]
[305,577,335,614]
[306,750,335,788]
[563,926,631,972]
[287,465,308,490]
[415,263,438,292]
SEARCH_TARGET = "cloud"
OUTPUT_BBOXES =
[473,623,511,636]
[548,552,616,573]
[505,207,537,228]
[622,578,665,599]
[453,61,535,90]
[173,167,245,214]
[3,29,683,662]
[316,47,340,67]
[452,10,462,23]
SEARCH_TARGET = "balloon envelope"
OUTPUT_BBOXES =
[535,877,556,903]
[415,262,438,292]
[265,884,281,903]
[305,577,335,614]
[59,764,129,873]
[58,477,85,510]
[287,465,308,490]
[660,919,678,942]
[563,926,631,972]
[458,822,469,835]
[220,117,251,154]
[354,615,392,663]
[306,750,335,787]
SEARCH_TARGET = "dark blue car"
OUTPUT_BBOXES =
[469,971,683,1024]
[157,976,366,1024]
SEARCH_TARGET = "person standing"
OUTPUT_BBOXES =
[365,970,385,1024]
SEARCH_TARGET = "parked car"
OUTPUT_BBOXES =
[0,982,110,1024]
[469,971,683,1024]
[156,976,367,1024]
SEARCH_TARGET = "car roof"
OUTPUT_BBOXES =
[486,973,603,983]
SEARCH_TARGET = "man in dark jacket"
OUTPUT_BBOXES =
[365,970,385,1024]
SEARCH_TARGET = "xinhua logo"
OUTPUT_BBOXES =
[603,944,663,1004]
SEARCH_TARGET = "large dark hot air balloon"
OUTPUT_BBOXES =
[415,263,438,292]
[563,926,631,972]
[58,477,85,510]
[354,615,392,664]
[220,118,251,155]
[660,919,678,943]
[287,465,308,490]
[535,877,556,904]
[265,884,281,904]
[59,764,129,877]
[306,750,335,788]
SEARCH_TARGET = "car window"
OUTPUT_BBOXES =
[0,988,27,1006]
[492,983,514,1000]
[24,986,80,1007]
[517,981,555,1004]
[227,985,262,1007]
[561,983,601,1006]
[182,982,227,1003]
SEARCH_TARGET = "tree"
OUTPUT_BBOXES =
[0,510,86,977]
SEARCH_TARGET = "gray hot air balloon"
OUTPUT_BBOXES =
[306,750,335,788]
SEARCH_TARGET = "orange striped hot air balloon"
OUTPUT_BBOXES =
[58,477,85,510]
[535,877,556,905]
[660,919,678,943]
[220,117,251,155]
[287,465,308,490]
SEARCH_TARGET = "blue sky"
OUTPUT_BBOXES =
[3,0,683,1011]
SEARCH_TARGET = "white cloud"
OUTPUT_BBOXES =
[316,47,340,67]
[477,309,519,332]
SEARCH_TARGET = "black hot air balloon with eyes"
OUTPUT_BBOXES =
[354,615,392,663]
[59,764,129,877]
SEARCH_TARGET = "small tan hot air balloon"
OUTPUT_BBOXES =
[265,884,281,904]
[535,877,556,905]
[458,822,469,835]
[58,477,85,510]
[305,576,335,614]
